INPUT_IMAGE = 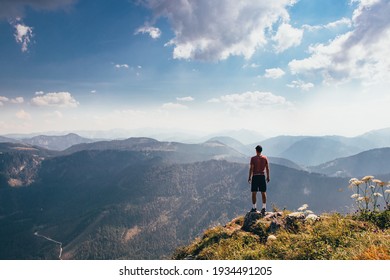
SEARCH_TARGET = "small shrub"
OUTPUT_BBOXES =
[353,210,390,229]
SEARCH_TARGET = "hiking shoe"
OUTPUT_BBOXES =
[261,208,266,216]
[250,208,257,213]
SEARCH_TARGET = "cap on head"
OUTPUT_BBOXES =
[255,145,262,153]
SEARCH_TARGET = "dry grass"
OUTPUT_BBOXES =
[173,211,390,260]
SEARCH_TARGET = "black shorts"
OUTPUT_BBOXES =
[251,175,267,192]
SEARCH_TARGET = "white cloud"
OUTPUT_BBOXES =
[324,17,352,29]
[135,26,162,39]
[115,64,129,69]
[303,17,352,31]
[141,0,296,61]
[161,102,188,110]
[243,63,260,69]
[0,96,24,105]
[289,0,390,85]
[35,91,45,95]
[272,23,303,53]
[264,68,285,79]
[31,92,79,108]
[0,96,9,106]
[213,91,289,109]
[11,97,24,104]
[176,96,194,102]
[14,23,33,52]
[16,109,31,120]
[287,80,314,91]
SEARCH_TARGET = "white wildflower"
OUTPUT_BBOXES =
[357,197,365,202]
[305,214,319,221]
[288,212,305,218]
[351,194,360,199]
[369,185,375,189]
[361,176,374,182]
[298,204,308,211]
[373,193,383,197]
[372,179,383,185]
[350,180,363,187]
[349,178,358,184]
[385,190,390,194]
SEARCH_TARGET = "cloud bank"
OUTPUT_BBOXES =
[0,95,24,106]
[31,92,79,108]
[139,0,298,61]
[289,0,390,84]
[211,91,289,109]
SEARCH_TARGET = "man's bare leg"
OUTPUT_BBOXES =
[251,192,257,211]
[261,192,266,204]
[260,192,267,215]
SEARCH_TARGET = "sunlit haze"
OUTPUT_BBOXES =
[1,0,390,139]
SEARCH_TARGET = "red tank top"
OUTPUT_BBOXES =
[250,155,268,175]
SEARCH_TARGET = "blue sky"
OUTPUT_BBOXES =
[0,0,389,138]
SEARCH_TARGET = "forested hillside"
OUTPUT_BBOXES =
[0,148,348,259]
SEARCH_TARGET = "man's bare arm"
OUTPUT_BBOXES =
[248,164,253,183]
[265,161,270,182]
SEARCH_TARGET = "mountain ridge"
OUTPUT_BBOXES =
[309,147,390,177]
[1,129,389,259]
[0,148,349,259]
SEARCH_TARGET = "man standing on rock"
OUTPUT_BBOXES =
[248,145,270,216]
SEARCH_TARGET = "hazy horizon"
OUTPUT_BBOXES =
[1,1,390,138]
[2,126,390,146]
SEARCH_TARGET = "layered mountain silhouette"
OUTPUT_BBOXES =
[248,127,390,166]
[309,147,390,178]
[22,133,96,151]
[0,128,389,259]
[61,137,247,163]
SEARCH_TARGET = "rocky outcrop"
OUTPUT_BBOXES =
[241,210,319,240]
[0,152,43,187]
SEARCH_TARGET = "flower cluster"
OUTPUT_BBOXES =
[349,176,390,212]
[296,204,319,221]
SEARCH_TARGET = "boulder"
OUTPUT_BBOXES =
[242,211,262,232]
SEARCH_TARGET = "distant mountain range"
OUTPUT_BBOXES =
[0,147,347,260]
[309,147,390,178]
[61,137,248,164]
[0,128,389,259]
[0,137,352,260]
[0,136,16,143]
[196,127,390,167]
[1,127,390,166]
[256,127,390,166]
[22,133,96,151]
[0,133,98,151]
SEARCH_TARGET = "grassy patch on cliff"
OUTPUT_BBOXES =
[173,210,390,260]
